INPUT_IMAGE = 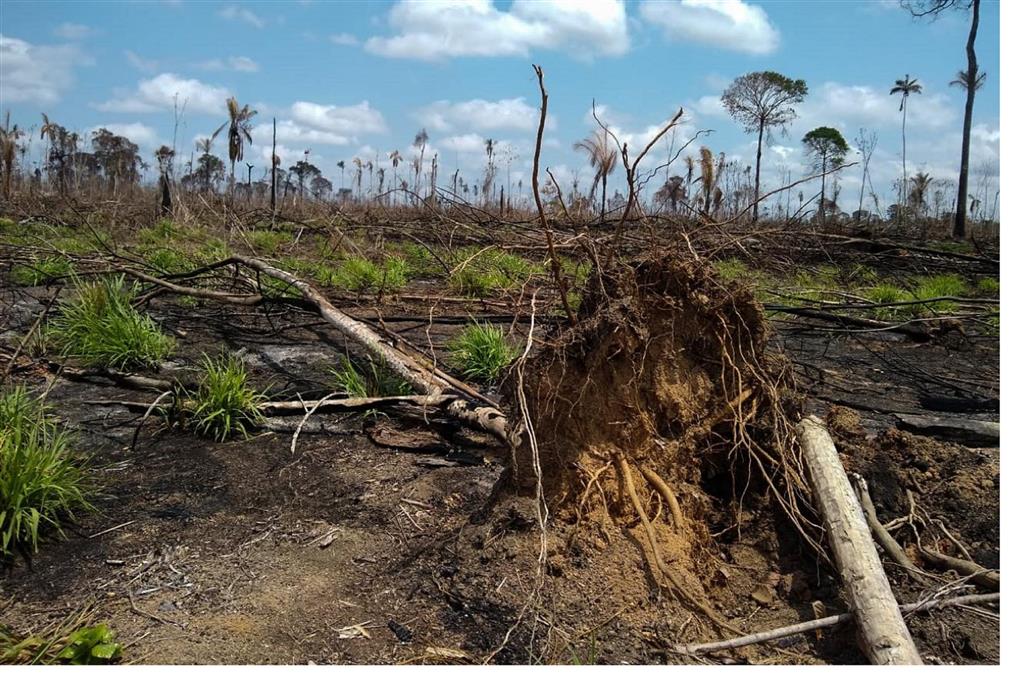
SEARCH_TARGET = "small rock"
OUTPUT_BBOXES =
[387,620,413,643]
[750,585,774,607]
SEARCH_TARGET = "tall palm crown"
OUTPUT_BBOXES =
[890,75,922,217]
[212,97,257,184]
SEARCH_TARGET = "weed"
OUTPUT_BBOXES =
[189,353,266,441]
[448,323,519,384]
[11,256,72,286]
[0,387,92,558]
[2,613,122,665]
[449,266,500,297]
[50,276,175,370]
[338,257,380,293]
[713,258,750,282]
[398,242,445,278]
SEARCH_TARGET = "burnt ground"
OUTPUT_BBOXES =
[0,268,999,665]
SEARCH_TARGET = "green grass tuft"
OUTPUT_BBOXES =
[448,323,519,385]
[248,230,292,255]
[331,356,412,398]
[865,283,913,319]
[911,274,967,313]
[11,256,73,286]
[189,354,266,441]
[976,276,999,297]
[0,387,92,559]
[50,276,176,370]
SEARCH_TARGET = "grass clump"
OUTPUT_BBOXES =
[11,256,72,286]
[911,274,967,313]
[0,387,92,559]
[189,354,266,441]
[976,276,999,297]
[865,283,913,319]
[50,276,175,370]
[145,247,193,275]
[713,258,750,282]
[336,257,408,294]
[449,323,519,385]
[331,356,413,398]
[248,230,292,255]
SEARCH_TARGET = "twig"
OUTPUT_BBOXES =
[88,520,137,539]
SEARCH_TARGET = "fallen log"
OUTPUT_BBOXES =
[920,548,1000,592]
[894,413,999,447]
[797,415,923,665]
[669,593,999,657]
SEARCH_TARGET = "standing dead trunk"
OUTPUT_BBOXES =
[797,416,923,665]
[953,0,981,240]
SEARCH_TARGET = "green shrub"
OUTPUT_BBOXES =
[50,276,176,370]
[189,354,266,441]
[331,355,412,398]
[11,256,72,286]
[0,387,92,558]
[448,323,519,384]
[56,624,123,665]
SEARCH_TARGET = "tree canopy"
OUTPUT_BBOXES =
[720,71,808,133]
[802,127,849,170]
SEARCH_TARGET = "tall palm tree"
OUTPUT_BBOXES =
[573,129,617,221]
[1,113,23,199]
[908,171,933,216]
[351,156,363,200]
[212,96,257,194]
[890,75,922,217]
[413,128,428,197]
[389,150,401,202]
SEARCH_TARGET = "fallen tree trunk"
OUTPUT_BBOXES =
[797,415,923,665]
[894,413,999,447]
[920,548,1000,592]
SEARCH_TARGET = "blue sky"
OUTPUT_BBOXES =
[0,0,1000,213]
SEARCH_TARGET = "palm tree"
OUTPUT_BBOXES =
[212,96,257,194]
[573,129,617,220]
[908,171,933,216]
[389,149,401,202]
[413,128,428,197]
[890,75,922,218]
[351,156,363,200]
[1,113,23,199]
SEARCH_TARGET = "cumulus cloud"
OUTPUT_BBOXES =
[365,0,629,60]
[289,100,387,135]
[639,0,780,55]
[251,121,352,147]
[53,23,94,40]
[0,35,90,105]
[416,97,541,132]
[198,56,260,72]
[94,73,231,115]
[90,122,160,147]
[219,4,266,28]
[588,103,694,152]
[795,81,956,132]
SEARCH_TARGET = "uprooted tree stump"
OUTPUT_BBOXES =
[498,252,817,629]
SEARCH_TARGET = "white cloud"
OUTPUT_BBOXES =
[198,56,260,72]
[258,145,322,167]
[416,97,541,132]
[639,0,780,55]
[54,23,94,40]
[365,0,629,60]
[694,94,726,118]
[0,35,89,105]
[90,122,160,148]
[795,81,956,132]
[219,4,266,28]
[329,33,360,46]
[290,100,387,135]
[251,120,352,147]
[125,50,159,72]
[94,73,231,115]
[589,103,693,152]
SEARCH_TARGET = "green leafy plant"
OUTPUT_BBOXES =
[0,387,92,558]
[49,275,176,370]
[56,624,123,664]
[448,323,519,384]
[188,354,267,441]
